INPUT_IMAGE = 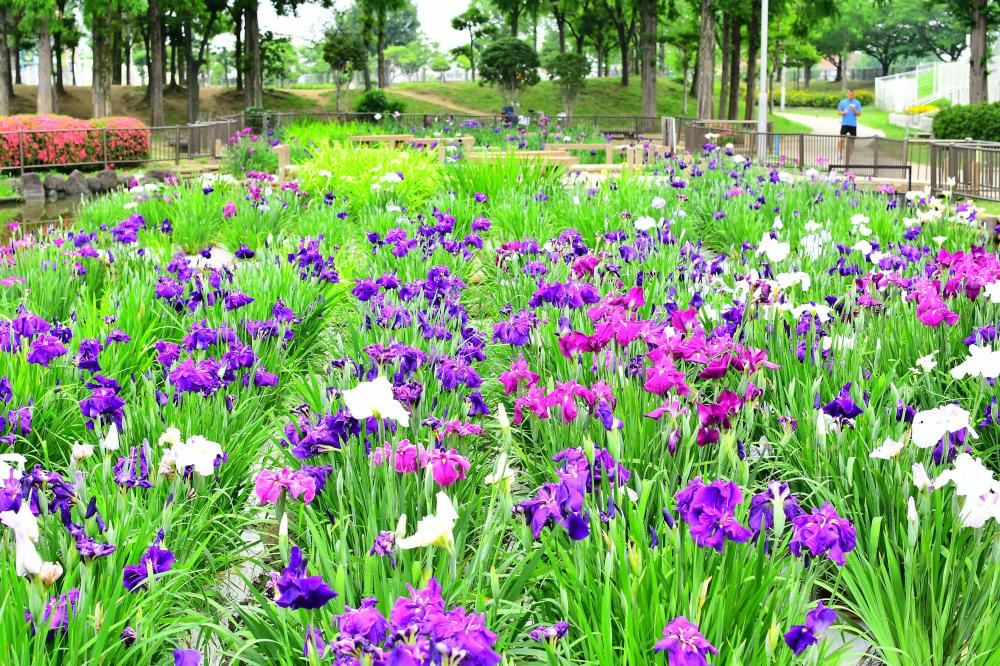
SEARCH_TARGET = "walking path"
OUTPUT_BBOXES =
[777,111,884,138]
[389,88,485,115]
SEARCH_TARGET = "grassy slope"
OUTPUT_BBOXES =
[394,78,811,133]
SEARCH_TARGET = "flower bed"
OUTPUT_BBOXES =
[0,132,999,665]
[0,115,150,169]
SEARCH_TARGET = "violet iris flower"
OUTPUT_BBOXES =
[789,503,857,566]
[784,601,838,654]
[275,546,337,610]
[653,616,718,665]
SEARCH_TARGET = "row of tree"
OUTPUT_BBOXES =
[0,0,996,124]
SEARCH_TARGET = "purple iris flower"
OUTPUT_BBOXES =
[530,621,569,643]
[235,243,255,259]
[26,334,68,367]
[173,649,202,666]
[790,503,857,566]
[123,541,175,592]
[653,616,718,664]
[821,382,863,423]
[784,601,838,654]
[336,597,390,644]
[275,546,337,610]
[748,481,804,534]
[25,588,80,641]
[675,477,753,552]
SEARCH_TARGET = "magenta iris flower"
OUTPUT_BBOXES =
[420,448,471,487]
[653,616,718,665]
[336,597,390,644]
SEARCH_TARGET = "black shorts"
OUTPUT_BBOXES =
[840,125,857,136]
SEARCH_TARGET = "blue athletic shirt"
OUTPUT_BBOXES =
[838,99,861,127]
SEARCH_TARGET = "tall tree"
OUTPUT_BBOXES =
[148,0,164,124]
[694,0,715,118]
[0,4,9,114]
[323,15,367,110]
[853,1,926,76]
[244,0,262,107]
[638,0,658,116]
[451,6,493,81]
[602,0,635,86]
[360,0,406,88]
[182,0,223,122]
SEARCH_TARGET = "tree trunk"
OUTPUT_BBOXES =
[804,63,811,89]
[727,19,740,119]
[37,20,54,114]
[112,29,122,85]
[234,8,243,91]
[149,0,164,124]
[556,16,566,52]
[244,2,262,108]
[744,7,758,121]
[376,10,387,88]
[695,0,715,119]
[719,13,730,119]
[969,0,987,104]
[184,25,198,122]
[124,40,132,85]
[689,51,698,97]
[70,50,76,85]
[639,0,657,117]
[92,14,111,117]
[13,42,20,85]
[0,8,9,115]
[169,39,177,87]
[616,24,629,86]
[54,22,65,94]
[681,49,689,115]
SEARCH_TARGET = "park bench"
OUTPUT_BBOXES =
[464,149,578,168]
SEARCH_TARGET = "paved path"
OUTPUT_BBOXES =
[778,111,884,138]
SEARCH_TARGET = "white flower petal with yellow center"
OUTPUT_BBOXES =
[397,492,458,552]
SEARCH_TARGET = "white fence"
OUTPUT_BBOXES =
[876,56,1000,112]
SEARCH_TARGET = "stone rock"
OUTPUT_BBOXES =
[87,176,102,192]
[64,169,91,195]
[144,168,178,183]
[43,173,66,193]
[20,173,45,201]
[96,168,121,192]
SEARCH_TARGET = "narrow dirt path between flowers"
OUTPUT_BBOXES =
[776,111,884,138]
[388,88,486,115]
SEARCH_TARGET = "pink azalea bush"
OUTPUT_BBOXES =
[0,115,150,168]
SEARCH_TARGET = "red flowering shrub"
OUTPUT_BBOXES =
[0,115,150,168]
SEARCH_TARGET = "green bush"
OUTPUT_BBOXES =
[777,89,875,108]
[354,89,406,119]
[932,102,1000,141]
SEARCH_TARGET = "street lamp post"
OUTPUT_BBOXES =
[757,0,769,160]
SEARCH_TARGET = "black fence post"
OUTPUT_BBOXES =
[174,126,181,164]
[18,129,25,177]
[102,129,109,169]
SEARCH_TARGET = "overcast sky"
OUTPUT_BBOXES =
[252,0,473,49]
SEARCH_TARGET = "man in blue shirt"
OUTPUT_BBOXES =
[837,89,862,159]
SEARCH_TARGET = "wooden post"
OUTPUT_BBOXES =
[275,143,290,183]
[215,139,223,158]
[605,143,613,165]
[438,142,446,162]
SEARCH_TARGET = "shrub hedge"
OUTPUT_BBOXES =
[932,102,1000,141]
[775,89,875,108]
[0,115,150,168]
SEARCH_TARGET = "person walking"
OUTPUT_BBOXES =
[837,89,862,162]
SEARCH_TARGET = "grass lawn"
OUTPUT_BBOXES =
[392,78,811,132]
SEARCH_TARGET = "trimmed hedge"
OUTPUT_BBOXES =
[775,89,875,108]
[932,102,1000,141]
[0,115,150,168]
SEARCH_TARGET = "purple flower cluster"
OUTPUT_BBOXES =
[675,477,753,552]
[515,447,631,541]
[303,578,500,666]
